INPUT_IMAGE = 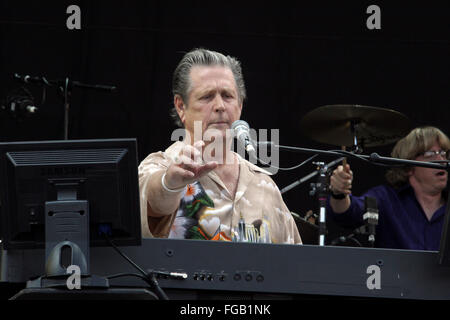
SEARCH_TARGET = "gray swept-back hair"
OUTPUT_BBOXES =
[170,48,247,127]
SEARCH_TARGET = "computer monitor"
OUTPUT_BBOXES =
[0,138,142,255]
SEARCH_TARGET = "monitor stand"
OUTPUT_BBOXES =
[10,186,112,298]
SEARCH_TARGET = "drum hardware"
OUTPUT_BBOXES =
[300,104,412,151]
[283,104,413,246]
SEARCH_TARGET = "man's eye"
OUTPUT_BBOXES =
[201,94,213,100]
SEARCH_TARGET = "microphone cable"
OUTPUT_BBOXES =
[248,139,320,171]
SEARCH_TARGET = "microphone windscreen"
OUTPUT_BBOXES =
[231,120,249,130]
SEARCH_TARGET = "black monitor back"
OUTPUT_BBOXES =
[0,138,141,250]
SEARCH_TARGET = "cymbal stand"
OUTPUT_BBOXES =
[350,120,362,154]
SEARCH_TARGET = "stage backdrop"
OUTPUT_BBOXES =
[1,1,449,244]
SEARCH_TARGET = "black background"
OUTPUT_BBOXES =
[1,0,449,244]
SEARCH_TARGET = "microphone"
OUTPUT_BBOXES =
[363,196,379,246]
[231,120,256,155]
[330,226,365,247]
[331,197,378,248]
[7,101,37,114]
[1,87,38,118]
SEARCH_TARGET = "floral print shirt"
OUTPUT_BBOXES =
[139,141,302,244]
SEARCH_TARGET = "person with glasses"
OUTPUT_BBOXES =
[328,126,450,250]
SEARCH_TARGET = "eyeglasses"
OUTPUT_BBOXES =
[418,150,449,160]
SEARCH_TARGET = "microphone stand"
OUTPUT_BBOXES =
[281,157,345,246]
[273,144,449,170]
[13,73,116,140]
[274,143,450,246]
[281,156,346,194]
[311,162,329,246]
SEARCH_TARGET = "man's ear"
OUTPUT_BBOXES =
[174,95,186,125]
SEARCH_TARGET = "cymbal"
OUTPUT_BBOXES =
[300,104,412,147]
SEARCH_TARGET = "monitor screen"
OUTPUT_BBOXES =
[0,138,141,250]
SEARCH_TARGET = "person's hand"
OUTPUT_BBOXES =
[330,164,353,195]
[164,140,218,190]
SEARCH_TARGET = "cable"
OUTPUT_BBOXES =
[107,272,149,282]
[330,233,363,247]
[255,153,319,171]
[105,234,148,275]
[253,144,404,172]
[103,234,169,300]
[106,273,163,300]
[347,236,363,247]
[256,142,412,170]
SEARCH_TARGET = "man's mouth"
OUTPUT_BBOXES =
[436,171,447,177]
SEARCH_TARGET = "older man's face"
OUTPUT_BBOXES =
[178,65,242,144]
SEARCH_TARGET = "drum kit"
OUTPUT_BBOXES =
[290,104,412,246]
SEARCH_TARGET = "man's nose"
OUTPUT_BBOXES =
[213,95,225,112]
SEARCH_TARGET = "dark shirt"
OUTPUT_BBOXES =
[326,184,447,250]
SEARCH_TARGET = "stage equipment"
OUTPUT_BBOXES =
[0,87,37,119]
[0,139,153,299]
[300,104,412,151]
[13,73,116,140]
[4,238,450,300]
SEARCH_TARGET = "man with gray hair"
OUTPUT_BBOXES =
[138,48,302,244]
